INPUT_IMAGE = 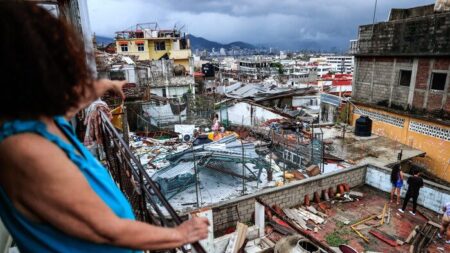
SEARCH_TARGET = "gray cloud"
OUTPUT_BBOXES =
[87,0,433,50]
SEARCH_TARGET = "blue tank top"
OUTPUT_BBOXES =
[0,116,140,252]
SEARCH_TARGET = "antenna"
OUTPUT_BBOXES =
[371,0,378,37]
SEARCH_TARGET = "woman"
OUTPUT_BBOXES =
[212,114,220,132]
[390,164,404,204]
[0,3,207,252]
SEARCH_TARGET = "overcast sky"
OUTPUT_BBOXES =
[87,0,433,50]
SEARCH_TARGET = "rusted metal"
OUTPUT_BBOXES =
[99,111,206,253]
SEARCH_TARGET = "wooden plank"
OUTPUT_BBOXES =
[351,226,370,243]
[283,208,309,230]
[369,229,398,247]
[405,225,419,243]
[380,203,387,225]
[351,215,378,226]
[235,222,248,253]
[297,208,325,224]
[427,220,441,228]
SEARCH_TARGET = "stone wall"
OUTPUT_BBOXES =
[208,165,367,233]
[353,56,450,113]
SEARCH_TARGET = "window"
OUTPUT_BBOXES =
[431,73,447,90]
[155,41,166,51]
[399,70,412,86]
[120,45,128,52]
[162,88,167,97]
[110,71,125,81]
[137,44,145,51]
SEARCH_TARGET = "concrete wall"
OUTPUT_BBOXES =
[365,165,450,213]
[208,165,367,233]
[352,105,450,182]
[225,102,286,127]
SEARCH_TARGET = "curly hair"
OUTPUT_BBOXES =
[0,2,93,119]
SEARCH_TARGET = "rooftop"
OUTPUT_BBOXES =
[291,185,449,253]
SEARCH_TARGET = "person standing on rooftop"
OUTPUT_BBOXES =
[398,169,424,215]
[389,164,404,205]
[0,2,208,252]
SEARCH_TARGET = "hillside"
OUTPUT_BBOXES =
[94,34,257,50]
[189,35,256,51]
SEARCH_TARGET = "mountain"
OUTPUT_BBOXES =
[94,34,257,50]
[95,35,114,45]
[189,35,256,51]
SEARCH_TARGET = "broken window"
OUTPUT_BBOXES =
[137,43,144,51]
[120,45,128,52]
[155,41,166,51]
[110,71,125,81]
[399,70,412,86]
[431,72,447,90]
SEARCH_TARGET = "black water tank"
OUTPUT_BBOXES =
[354,115,372,137]
[201,63,215,77]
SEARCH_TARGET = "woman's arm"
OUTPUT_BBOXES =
[0,134,208,250]
[66,79,126,119]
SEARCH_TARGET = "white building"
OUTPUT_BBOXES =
[325,55,354,73]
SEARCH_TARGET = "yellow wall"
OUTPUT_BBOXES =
[173,59,190,71]
[116,39,191,68]
[147,39,173,60]
[116,39,149,60]
[351,106,450,182]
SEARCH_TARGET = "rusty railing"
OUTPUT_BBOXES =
[99,111,206,253]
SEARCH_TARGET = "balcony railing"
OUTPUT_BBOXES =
[98,111,206,253]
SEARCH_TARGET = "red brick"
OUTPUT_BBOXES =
[415,59,430,89]
[412,91,425,109]
[433,58,450,70]
[426,93,444,111]
[445,99,450,112]
[396,57,413,63]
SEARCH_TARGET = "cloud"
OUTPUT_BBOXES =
[87,0,433,50]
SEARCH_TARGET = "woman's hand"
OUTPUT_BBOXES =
[174,217,209,244]
[94,79,126,100]
[66,79,126,119]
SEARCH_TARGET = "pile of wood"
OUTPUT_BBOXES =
[283,206,327,231]
[407,221,440,253]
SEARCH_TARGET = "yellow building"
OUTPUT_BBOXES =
[351,104,450,182]
[115,24,192,72]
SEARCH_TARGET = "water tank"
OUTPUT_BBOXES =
[173,65,186,76]
[354,115,372,137]
[201,63,215,77]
